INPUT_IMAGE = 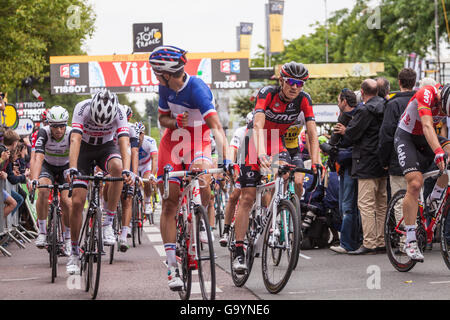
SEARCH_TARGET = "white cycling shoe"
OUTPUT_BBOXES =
[103,225,116,246]
[66,255,80,275]
[35,234,47,249]
[168,266,183,291]
[404,241,424,262]
[64,238,72,256]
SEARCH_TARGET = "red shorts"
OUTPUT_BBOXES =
[157,126,212,185]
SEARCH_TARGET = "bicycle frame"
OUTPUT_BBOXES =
[394,169,449,244]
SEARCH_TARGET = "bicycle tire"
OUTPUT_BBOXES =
[261,199,299,294]
[215,191,224,238]
[87,208,102,299]
[131,197,137,248]
[229,226,255,287]
[384,189,417,272]
[195,205,216,300]
[439,200,450,270]
[137,199,143,245]
[177,204,192,300]
[109,212,117,265]
[290,193,302,270]
[50,207,58,283]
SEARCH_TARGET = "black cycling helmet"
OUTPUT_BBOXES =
[440,83,450,116]
[280,62,309,80]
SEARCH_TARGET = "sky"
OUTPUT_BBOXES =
[83,0,357,113]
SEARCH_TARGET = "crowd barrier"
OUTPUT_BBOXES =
[0,180,37,257]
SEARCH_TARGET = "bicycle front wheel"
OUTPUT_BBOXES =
[176,205,192,300]
[87,208,102,299]
[195,205,216,300]
[261,199,299,294]
[385,189,417,272]
[50,207,58,283]
[440,201,450,270]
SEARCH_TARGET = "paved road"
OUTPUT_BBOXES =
[2,206,450,300]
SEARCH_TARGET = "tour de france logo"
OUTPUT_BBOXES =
[136,27,162,49]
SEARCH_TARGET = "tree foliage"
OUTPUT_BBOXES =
[0,0,96,93]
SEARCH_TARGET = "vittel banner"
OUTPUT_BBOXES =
[50,53,250,94]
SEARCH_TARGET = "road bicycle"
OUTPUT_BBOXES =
[228,164,317,294]
[109,200,122,265]
[30,183,70,283]
[162,165,224,300]
[385,169,450,272]
[72,172,123,299]
[213,177,226,238]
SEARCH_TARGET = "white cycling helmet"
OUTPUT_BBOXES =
[246,111,254,125]
[135,122,146,134]
[47,105,69,124]
[90,90,118,126]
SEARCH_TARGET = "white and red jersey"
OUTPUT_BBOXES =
[399,85,447,135]
[71,99,129,145]
[230,126,247,151]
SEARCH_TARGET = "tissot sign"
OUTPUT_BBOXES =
[50,53,249,94]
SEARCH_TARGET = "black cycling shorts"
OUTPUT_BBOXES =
[394,128,450,175]
[286,147,305,169]
[238,151,290,189]
[74,141,121,188]
[39,161,68,185]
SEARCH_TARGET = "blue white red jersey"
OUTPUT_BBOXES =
[157,74,217,130]
[138,135,158,166]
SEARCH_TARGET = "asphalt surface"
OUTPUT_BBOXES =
[2,205,450,301]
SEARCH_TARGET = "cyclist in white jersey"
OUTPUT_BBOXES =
[31,106,72,255]
[103,105,139,252]
[219,112,253,246]
[65,90,133,275]
[135,122,158,218]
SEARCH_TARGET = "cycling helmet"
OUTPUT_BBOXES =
[440,84,450,116]
[40,109,49,123]
[135,122,146,134]
[47,106,69,124]
[246,111,254,125]
[90,90,118,126]
[149,45,188,74]
[124,105,133,120]
[280,62,309,80]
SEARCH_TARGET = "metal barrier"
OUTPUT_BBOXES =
[0,179,11,256]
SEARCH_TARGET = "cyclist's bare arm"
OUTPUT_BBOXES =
[205,114,229,162]
[118,135,131,174]
[131,146,139,175]
[306,120,321,165]
[151,153,158,177]
[253,112,270,170]
[30,153,45,181]
[69,132,82,172]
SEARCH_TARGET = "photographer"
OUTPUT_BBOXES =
[328,89,362,254]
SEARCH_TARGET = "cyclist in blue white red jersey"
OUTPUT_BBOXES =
[148,45,231,291]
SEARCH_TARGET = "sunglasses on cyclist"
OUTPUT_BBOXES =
[283,77,305,87]
[50,124,66,129]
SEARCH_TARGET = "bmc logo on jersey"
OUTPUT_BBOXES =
[60,64,80,78]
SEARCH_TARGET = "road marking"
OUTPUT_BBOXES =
[144,226,159,233]
[299,253,311,260]
[1,277,41,282]
[190,281,223,294]
[154,245,166,257]
[147,233,163,243]
[430,281,450,284]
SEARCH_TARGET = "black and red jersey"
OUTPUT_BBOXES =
[253,85,314,137]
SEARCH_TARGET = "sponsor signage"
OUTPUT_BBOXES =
[15,101,46,122]
[133,23,163,53]
[15,118,34,136]
[266,0,285,54]
[313,104,339,123]
[50,53,250,94]
[237,22,253,52]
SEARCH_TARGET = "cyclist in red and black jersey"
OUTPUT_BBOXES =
[394,83,450,261]
[232,62,321,273]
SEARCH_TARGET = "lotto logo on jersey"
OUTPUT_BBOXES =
[60,64,80,78]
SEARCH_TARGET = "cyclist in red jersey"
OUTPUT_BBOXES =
[232,62,321,273]
[394,83,450,261]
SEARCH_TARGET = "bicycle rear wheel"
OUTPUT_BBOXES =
[195,205,216,300]
[131,197,138,247]
[137,198,143,245]
[261,199,299,294]
[109,211,118,265]
[439,201,450,270]
[50,207,58,283]
[176,205,192,300]
[215,191,224,238]
[385,189,417,272]
[229,224,255,287]
[290,193,302,270]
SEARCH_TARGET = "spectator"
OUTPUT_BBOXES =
[3,189,17,217]
[330,89,362,254]
[0,91,5,145]
[376,77,391,100]
[378,68,417,197]
[1,129,26,215]
[336,79,388,255]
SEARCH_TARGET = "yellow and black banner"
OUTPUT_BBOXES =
[238,22,253,52]
[267,0,284,54]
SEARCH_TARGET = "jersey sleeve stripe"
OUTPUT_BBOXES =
[203,109,217,120]
[158,106,171,114]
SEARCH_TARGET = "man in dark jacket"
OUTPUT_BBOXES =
[334,79,388,255]
[378,68,416,198]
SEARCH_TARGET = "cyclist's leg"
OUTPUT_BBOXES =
[35,176,52,247]
[157,180,180,261]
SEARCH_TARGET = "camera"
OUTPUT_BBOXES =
[329,112,352,146]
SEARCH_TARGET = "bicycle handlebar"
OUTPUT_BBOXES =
[30,183,71,204]
[277,164,321,193]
